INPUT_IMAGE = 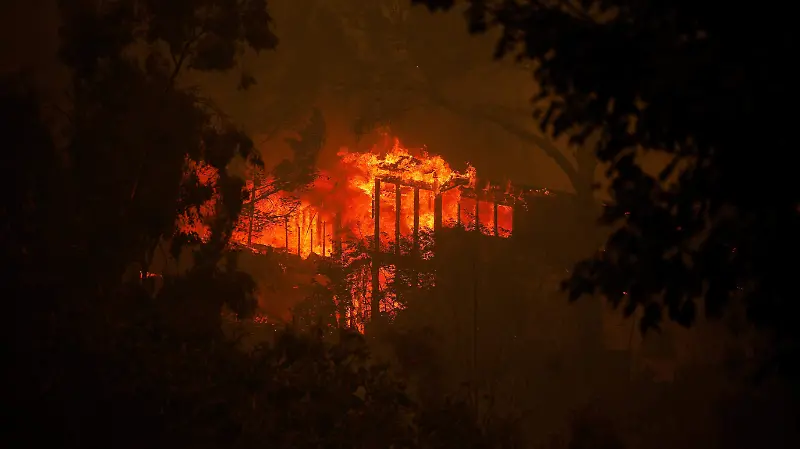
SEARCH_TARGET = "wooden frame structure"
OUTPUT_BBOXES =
[268,155,530,324]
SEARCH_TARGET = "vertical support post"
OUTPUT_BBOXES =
[433,192,443,287]
[297,224,301,257]
[413,188,420,255]
[334,213,342,259]
[372,179,381,322]
[322,221,326,257]
[331,212,346,329]
[493,202,499,237]
[457,199,461,228]
[374,179,381,253]
[474,199,480,233]
[310,215,314,255]
[434,193,443,233]
[412,187,420,288]
[316,215,322,254]
[247,178,257,247]
[395,183,401,255]
[284,216,289,251]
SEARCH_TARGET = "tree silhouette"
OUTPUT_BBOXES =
[8,3,525,448]
[411,0,798,374]
[230,0,338,140]
[239,108,326,246]
[331,1,600,236]
[49,0,281,288]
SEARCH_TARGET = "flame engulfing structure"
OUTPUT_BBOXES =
[233,137,514,258]
[187,136,523,329]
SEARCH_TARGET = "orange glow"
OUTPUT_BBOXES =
[182,135,521,328]
[497,204,513,238]
[442,188,460,227]
[224,136,502,258]
[460,197,477,231]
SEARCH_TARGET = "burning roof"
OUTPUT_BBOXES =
[184,136,523,260]
[180,135,552,330]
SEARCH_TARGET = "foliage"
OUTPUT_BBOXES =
[15,271,506,449]
[325,1,598,219]
[239,108,326,244]
[275,108,326,191]
[317,0,424,137]
[49,0,280,286]
[411,0,799,374]
[237,0,346,138]
[2,73,63,280]
[8,3,522,449]
[291,260,341,330]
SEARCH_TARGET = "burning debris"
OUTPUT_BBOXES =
[228,136,516,259]
[183,135,534,329]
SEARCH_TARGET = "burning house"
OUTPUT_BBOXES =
[189,137,554,329]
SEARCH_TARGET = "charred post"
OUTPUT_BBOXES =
[247,180,256,247]
[395,183,401,255]
[457,200,461,227]
[474,200,480,233]
[493,202,499,237]
[322,221,326,257]
[297,224,301,256]
[374,179,381,253]
[413,187,420,288]
[284,216,289,251]
[334,213,342,258]
[316,215,322,254]
[413,187,420,255]
[372,179,381,322]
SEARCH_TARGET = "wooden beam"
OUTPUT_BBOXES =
[474,199,480,233]
[413,188,420,254]
[395,183,401,255]
[334,213,342,259]
[413,187,420,289]
[434,193,443,233]
[372,179,381,322]
[493,202,499,237]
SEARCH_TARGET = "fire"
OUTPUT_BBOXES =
[228,136,512,259]
[182,135,516,328]
[340,137,475,198]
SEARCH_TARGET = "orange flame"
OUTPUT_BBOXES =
[226,136,511,259]
[182,136,516,328]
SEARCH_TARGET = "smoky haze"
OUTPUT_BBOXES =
[5,2,798,449]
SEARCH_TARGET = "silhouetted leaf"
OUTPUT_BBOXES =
[190,34,237,71]
[238,71,257,91]
[640,302,662,334]
[411,0,800,377]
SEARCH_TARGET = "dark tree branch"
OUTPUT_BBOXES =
[169,29,206,85]
[423,84,583,190]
